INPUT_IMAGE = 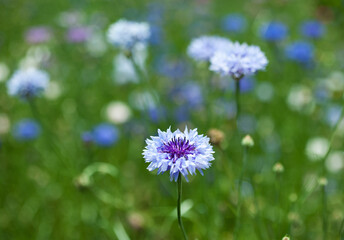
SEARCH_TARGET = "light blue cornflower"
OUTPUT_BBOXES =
[13,119,41,141]
[187,36,232,62]
[259,21,288,42]
[92,123,119,147]
[285,41,314,64]
[7,68,49,100]
[143,127,214,182]
[300,20,325,39]
[222,13,247,33]
[209,42,268,79]
[107,19,151,50]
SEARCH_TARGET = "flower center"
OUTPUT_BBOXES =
[159,137,196,163]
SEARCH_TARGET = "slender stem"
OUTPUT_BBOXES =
[234,146,248,239]
[275,172,282,237]
[322,184,327,240]
[177,175,188,240]
[235,79,241,123]
[128,51,147,83]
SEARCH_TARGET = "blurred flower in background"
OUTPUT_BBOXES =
[25,26,52,44]
[105,101,132,124]
[187,36,232,62]
[92,123,119,147]
[107,19,151,50]
[13,119,41,141]
[287,84,315,113]
[66,26,92,43]
[210,42,268,79]
[305,137,329,161]
[324,105,342,127]
[300,20,325,39]
[222,13,247,33]
[171,82,203,108]
[323,71,344,98]
[7,68,50,100]
[112,43,147,84]
[285,41,314,65]
[44,81,62,100]
[259,21,288,42]
[325,151,344,174]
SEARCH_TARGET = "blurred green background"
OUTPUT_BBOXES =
[0,0,344,239]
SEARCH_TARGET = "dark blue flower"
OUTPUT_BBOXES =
[92,124,119,147]
[222,13,247,33]
[13,119,41,141]
[285,41,314,64]
[260,21,288,42]
[300,20,325,39]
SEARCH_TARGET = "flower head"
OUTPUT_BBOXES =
[92,123,119,147]
[25,26,52,44]
[66,26,91,43]
[222,13,247,33]
[187,36,232,62]
[143,127,214,181]
[300,20,325,39]
[259,21,288,42]
[285,41,314,64]
[13,119,41,141]
[107,19,150,50]
[209,42,268,78]
[7,68,49,100]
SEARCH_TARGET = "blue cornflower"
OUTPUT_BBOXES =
[92,124,119,147]
[7,68,49,100]
[259,21,288,42]
[107,19,151,50]
[285,41,314,64]
[222,13,247,33]
[143,127,214,181]
[13,119,41,141]
[300,20,325,39]
[209,42,268,79]
[172,82,203,108]
[187,36,232,62]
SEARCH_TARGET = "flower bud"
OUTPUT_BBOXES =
[318,177,328,186]
[282,236,290,240]
[208,128,225,145]
[241,135,254,147]
[273,162,284,173]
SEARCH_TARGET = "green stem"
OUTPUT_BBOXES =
[177,175,188,240]
[322,184,327,240]
[235,79,241,124]
[128,52,147,83]
[234,146,248,239]
[275,172,282,237]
